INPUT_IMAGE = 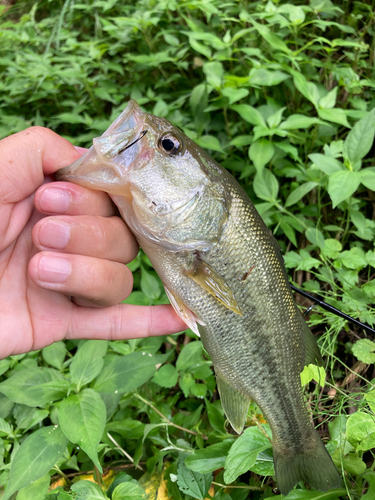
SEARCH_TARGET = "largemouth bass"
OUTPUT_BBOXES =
[56,100,341,494]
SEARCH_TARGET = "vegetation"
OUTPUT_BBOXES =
[0,0,375,499]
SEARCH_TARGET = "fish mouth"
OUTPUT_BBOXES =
[55,100,148,193]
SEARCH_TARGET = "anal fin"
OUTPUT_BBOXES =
[164,286,204,337]
[216,373,251,434]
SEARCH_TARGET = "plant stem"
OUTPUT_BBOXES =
[107,432,143,470]
[212,481,264,490]
[134,393,208,440]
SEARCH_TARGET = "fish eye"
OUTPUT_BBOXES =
[159,134,182,155]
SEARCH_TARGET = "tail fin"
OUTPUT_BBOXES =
[273,432,342,495]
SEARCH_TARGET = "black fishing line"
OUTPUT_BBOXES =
[118,129,148,154]
[290,284,375,336]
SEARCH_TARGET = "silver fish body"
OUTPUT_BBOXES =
[56,100,341,494]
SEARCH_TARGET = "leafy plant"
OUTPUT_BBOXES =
[0,0,375,499]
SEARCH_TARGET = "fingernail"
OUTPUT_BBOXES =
[39,188,70,213]
[38,256,71,283]
[39,220,70,250]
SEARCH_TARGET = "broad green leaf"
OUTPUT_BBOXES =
[331,450,366,475]
[221,87,249,105]
[352,339,375,364]
[203,61,223,89]
[112,480,147,500]
[3,426,68,500]
[305,227,325,249]
[338,247,367,270]
[179,372,195,397]
[176,341,202,371]
[253,170,279,202]
[280,220,297,247]
[248,139,274,175]
[283,489,347,500]
[93,351,158,394]
[177,457,212,499]
[229,135,253,147]
[16,473,50,500]
[140,266,161,301]
[205,399,225,434]
[319,87,337,109]
[360,166,375,190]
[185,441,233,473]
[0,368,69,407]
[321,239,342,259]
[42,342,66,370]
[285,182,318,207]
[71,480,108,499]
[224,426,271,484]
[0,416,12,437]
[70,340,108,389]
[249,69,289,87]
[343,111,375,166]
[230,104,266,127]
[327,170,360,208]
[252,20,291,54]
[318,108,351,128]
[196,135,225,153]
[59,389,106,472]
[365,390,375,413]
[346,411,375,451]
[280,115,324,130]
[300,364,326,387]
[292,72,320,107]
[151,364,178,388]
[309,154,344,175]
[267,107,286,129]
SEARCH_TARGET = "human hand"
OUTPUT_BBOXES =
[0,127,186,358]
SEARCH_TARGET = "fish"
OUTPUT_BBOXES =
[56,100,342,494]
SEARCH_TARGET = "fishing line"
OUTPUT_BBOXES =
[290,284,375,335]
[118,129,148,154]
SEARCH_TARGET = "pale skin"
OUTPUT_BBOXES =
[0,126,186,359]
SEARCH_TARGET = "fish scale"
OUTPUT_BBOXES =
[56,99,342,495]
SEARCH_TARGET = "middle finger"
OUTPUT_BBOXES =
[32,215,139,264]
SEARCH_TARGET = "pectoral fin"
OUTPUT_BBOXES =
[216,373,251,434]
[164,287,203,337]
[183,255,242,316]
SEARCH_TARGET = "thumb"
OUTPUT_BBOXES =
[0,126,81,204]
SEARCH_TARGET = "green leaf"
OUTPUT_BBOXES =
[292,72,320,107]
[318,108,351,128]
[177,457,212,499]
[253,170,279,202]
[280,115,324,130]
[305,227,325,249]
[42,342,66,370]
[338,247,367,270]
[203,61,223,89]
[252,20,291,55]
[196,135,224,153]
[3,426,68,500]
[319,87,338,109]
[352,339,375,364]
[151,364,179,388]
[71,480,108,499]
[248,139,274,175]
[283,489,347,500]
[309,154,344,175]
[327,170,360,208]
[300,364,326,387]
[0,416,12,437]
[70,340,108,389]
[230,104,266,127]
[360,167,375,190]
[140,266,161,301]
[16,473,50,500]
[279,220,297,247]
[224,426,271,484]
[59,389,106,472]
[179,372,195,397]
[185,441,233,474]
[176,342,202,371]
[343,111,375,166]
[321,239,342,259]
[0,368,69,407]
[346,411,375,451]
[205,399,225,434]
[285,182,318,207]
[221,87,249,105]
[365,389,375,413]
[112,481,147,500]
[249,69,289,87]
[93,352,158,394]
[331,450,366,475]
